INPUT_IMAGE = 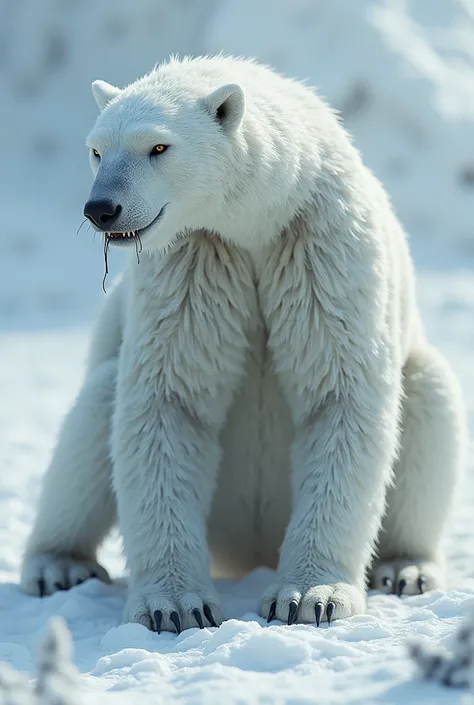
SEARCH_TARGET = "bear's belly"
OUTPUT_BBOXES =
[208,324,294,578]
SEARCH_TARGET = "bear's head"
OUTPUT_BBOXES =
[84,74,246,253]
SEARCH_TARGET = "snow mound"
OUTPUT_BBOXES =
[0,618,80,705]
[410,606,474,690]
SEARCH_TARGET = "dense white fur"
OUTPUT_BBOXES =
[21,56,465,631]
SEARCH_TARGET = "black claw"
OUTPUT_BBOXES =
[267,600,277,623]
[417,576,426,594]
[203,604,218,628]
[54,582,66,591]
[382,576,393,590]
[327,601,335,626]
[193,608,204,629]
[397,578,407,597]
[37,579,45,598]
[170,611,181,635]
[153,610,163,634]
[315,601,323,627]
[90,572,98,579]
[76,579,84,586]
[287,600,299,626]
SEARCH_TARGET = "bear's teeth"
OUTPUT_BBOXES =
[106,231,136,239]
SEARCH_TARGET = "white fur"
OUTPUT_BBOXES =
[91,79,121,110]
[21,56,466,630]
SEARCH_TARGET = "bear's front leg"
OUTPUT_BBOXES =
[258,229,401,626]
[260,391,395,626]
[113,238,255,632]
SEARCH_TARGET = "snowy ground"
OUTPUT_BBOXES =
[1,1,474,703]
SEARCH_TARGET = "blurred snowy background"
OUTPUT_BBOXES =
[1,1,474,703]
[1,0,474,323]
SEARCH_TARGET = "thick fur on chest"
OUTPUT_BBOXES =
[124,216,396,416]
[121,232,258,427]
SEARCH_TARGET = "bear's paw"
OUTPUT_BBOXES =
[124,583,223,633]
[261,580,365,626]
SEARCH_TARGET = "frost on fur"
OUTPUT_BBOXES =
[0,619,81,705]
[409,609,474,689]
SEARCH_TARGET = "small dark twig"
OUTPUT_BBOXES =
[135,231,143,264]
[102,236,110,293]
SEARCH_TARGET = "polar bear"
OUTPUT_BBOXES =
[21,56,465,632]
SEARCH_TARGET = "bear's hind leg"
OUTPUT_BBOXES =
[371,344,465,596]
[21,358,118,595]
[21,284,123,596]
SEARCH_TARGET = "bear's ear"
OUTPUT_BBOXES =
[91,80,121,110]
[204,84,245,134]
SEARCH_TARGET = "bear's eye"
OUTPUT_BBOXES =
[92,149,101,159]
[150,144,168,156]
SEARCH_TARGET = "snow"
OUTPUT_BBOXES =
[1,0,474,703]
[409,604,474,689]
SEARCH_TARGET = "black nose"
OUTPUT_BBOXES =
[83,200,122,229]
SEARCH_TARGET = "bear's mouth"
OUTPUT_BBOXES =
[101,203,169,292]
[106,230,138,242]
[104,204,169,248]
